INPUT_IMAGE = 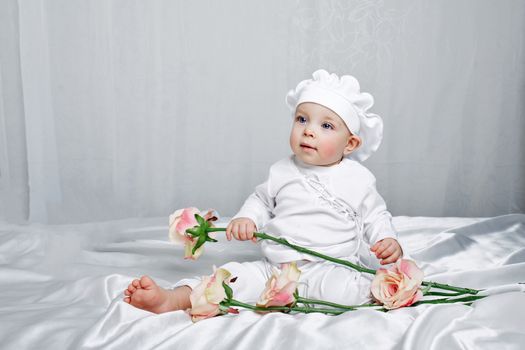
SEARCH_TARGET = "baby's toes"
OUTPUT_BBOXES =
[124,289,131,296]
[123,296,131,303]
[127,279,140,294]
[126,285,136,295]
[139,275,156,290]
[132,279,142,289]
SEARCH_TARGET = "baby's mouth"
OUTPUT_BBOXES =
[300,143,317,151]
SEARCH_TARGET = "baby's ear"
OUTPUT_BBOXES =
[344,135,362,156]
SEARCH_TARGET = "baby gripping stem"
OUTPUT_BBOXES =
[193,226,481,296]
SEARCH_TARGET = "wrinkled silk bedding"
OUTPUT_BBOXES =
[0,215,524,349]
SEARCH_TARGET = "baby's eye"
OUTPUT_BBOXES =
[296,116,307,124]
[321,123,334,130]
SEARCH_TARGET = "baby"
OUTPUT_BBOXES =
[124,69,402,313]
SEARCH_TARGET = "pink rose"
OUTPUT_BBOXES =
[371,259,424,309]
[168,207,217,260]
[189,267,238,323]
[256,262,301,308]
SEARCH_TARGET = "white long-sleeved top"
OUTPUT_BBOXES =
[233,155,397,264]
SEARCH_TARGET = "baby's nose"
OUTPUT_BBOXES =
[303,128,314,136]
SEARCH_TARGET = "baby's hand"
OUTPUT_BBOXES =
[370,238,403,265]
[226,217,257,242]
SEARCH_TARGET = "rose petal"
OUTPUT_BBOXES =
[205,268,231,304]
[203,209,219,223]
[276,263,301,290]
[264,282,298,307]
[169,207,199,243]
[175,207,199,235]
[189,268,233,323]
[371,259,424,309]
[257,262,301,308]
[168,209,185,243]
[398,259,424,282]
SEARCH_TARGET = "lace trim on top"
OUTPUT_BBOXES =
[303,174,361,227]
[303,174,371,266]
[302,173,368,261]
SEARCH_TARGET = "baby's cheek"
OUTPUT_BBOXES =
[321,142,337,158]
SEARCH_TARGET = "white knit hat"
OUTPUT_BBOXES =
[286,69,383,162]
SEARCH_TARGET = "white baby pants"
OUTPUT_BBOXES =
[173,259,373,305]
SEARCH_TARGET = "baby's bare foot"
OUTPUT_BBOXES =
[123,276,180,314]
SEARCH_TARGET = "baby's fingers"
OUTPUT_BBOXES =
[230,222,242,240]
[244,223,255,241]
[380,250,402,265]
[230,223,239,240]
[238,222,251,240]
[373,241,391,258]
[378,243,396,258]
[370,241,381,252]
[226,223,233,241]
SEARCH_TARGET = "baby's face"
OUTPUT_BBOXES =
[290,102,360,166]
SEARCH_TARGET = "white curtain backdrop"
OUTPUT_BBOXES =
[0,0,524,224]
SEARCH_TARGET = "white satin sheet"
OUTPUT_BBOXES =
[0,215,524,349]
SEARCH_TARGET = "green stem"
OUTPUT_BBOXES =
[208,227,481,295]
[423,291,465,297]
[359,303,381,307]
[421,281,480,295]
[296,297,357,310]
[253,231,376,274]
[296,297,387,312]
[229,299,349,315]
[228,299,288,312]
[203,228,373,274]
[289,306,347,315]
[412,295,486,306]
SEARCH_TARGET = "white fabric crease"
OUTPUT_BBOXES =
[0,215,524,349]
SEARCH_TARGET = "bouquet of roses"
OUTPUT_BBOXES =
[169,207,488,323]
